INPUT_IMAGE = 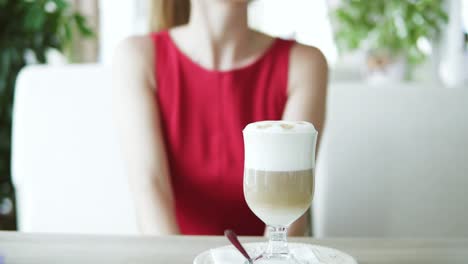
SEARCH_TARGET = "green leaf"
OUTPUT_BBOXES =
[23,3,46,31]
[73,13,94,37]
[332,0,448,65]
[64,21,72,43]
[52,0,69,10]
[0,50,11,82]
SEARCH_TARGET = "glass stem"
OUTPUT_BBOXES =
[266,225,289,257]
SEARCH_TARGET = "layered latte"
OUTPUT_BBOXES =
[243,121,317,226]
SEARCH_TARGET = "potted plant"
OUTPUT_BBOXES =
[0,0,93,230]
[333,0,448,82]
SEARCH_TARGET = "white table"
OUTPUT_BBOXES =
[1,231,467,264]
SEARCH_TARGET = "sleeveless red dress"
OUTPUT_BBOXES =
[151,31,294,235]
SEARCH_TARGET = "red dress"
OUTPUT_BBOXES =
[151,31,294,235]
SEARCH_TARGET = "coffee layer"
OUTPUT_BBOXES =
[244,169,314,226]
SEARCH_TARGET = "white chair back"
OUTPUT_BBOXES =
[314,82,468,237]
[12,64,138,234]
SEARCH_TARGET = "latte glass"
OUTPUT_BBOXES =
[243,121,317,264]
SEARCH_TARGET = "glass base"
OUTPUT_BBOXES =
[248,253,303,264]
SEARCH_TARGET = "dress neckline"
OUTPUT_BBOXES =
[163,31,281,75]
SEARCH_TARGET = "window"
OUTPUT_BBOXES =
[99,0,338,64]
[248,0,338,64]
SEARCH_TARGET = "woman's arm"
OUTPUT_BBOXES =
[284,43,328,236]
[112,36,180,235]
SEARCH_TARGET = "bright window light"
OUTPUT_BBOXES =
[249,0,338,65]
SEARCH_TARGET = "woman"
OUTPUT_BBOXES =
[112,0,327,236]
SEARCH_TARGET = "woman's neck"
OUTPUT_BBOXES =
[184,0,252,70]
[189,0,249,45]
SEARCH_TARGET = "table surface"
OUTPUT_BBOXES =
[1,231,468,264]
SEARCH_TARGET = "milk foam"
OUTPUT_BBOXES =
[243,121,318,171]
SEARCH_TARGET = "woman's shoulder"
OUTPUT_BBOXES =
[287,42,328,93]
[113,35,155,71]
[251,30,326,68]
[114,35,154,64]
[289,42,327,71]
[112,35,156,90]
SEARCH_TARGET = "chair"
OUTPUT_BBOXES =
[313,82,468,237]
[12,64,138,234]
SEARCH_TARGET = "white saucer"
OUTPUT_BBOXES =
[193,242,358,264]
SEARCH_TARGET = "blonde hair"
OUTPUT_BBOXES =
[149,0,191,32]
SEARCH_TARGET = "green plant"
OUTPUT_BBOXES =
[0,0,93,230]
[334,0,448,65]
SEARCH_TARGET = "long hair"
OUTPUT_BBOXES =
[149,0,191,32]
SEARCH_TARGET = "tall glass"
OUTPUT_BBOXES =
[243,121,317,264]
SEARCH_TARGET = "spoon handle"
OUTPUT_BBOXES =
[224,229,252,262]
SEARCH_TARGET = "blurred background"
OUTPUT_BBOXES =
[1,0,468,235]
